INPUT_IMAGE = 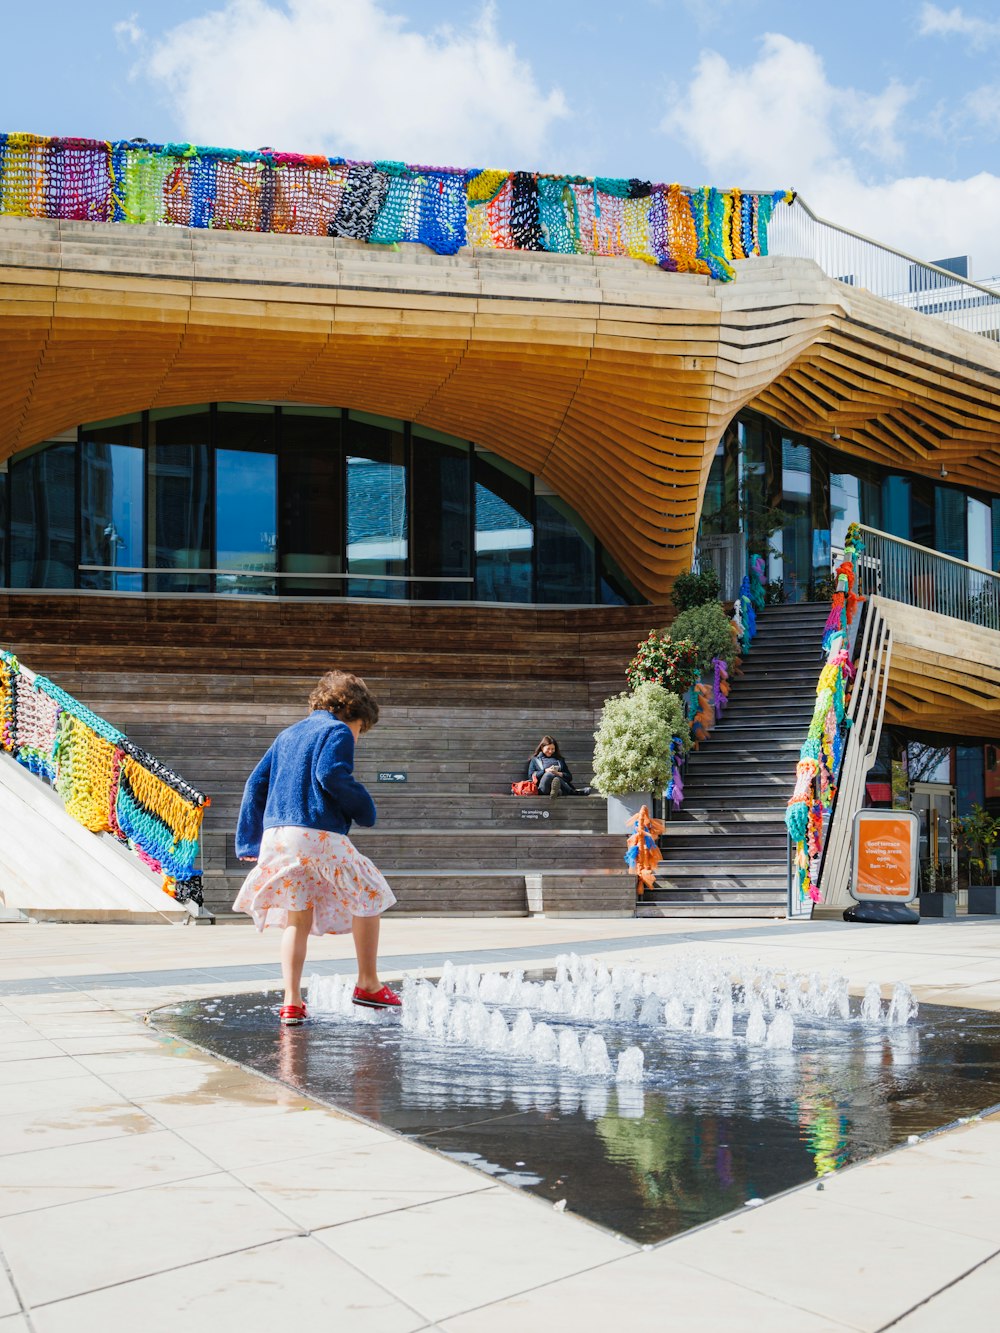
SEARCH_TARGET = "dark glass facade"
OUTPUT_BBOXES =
[701,409,1000,602]
[2,404,635,605]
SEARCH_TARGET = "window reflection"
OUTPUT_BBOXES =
[830,472,860,551]
[148,407,211,593]
[10,443,76,588]
[216,450,277,596]
[411,426,471,601]
[0,470,7,587]
[80,416,144,593]
[279,408,343,596]
[475,453,533,602]
[535,492,595,604]
[215,406,276,596]
[346,412,407,599]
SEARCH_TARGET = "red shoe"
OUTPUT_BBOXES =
[352,984,401,1009]
[279,1004,307,1025]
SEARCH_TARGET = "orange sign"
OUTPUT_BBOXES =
[851,811,919,903]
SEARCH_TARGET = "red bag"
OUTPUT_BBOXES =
[511,777,539,796]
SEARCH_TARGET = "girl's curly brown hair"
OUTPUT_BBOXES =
[308,671,380,732]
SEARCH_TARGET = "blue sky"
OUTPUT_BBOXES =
[6,0,1000,272]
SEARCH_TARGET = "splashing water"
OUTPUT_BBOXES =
[861,983,884,1024]
[616,1047,645,1083]
[887,983,918,1027]
[745,1003,767,1047]
[766,1011,795,1050]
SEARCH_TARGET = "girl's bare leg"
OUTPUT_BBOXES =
[281,907,314,1007]
[352,913,382,993]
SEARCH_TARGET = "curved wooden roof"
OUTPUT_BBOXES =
[1,216,999,602]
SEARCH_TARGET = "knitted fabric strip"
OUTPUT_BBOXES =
[12,676,60,778]
[0,133,791,281]
[329,163,390,241]
[0,651,15,753]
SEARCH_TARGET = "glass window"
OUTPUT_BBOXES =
[79,415,144,592]
[810,446,831,592]
[279,408,343,596]
[216,461,276,596]
[475,452,533,602]
[345,412,407,599]
[601,546,643,605]
[411,426,471,601]
[0,468,7,587]
[830,472,861,550]
[779,438,811,603]
[968,496,992,570]
[934,487,966,560]
[700,420,740,537]
[956,746,985,816]
[908,743,951,784]
[535,491,596,604]
[861,475,881,529]
[147,407,212,593]
[10,443,77,588]
[215,406,276,596]
[993,499,1000,572]
[882,476,911,540]
[912,478,933,549]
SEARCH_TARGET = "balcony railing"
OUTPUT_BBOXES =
[853,525,1000,630]
[767,196,1000,339]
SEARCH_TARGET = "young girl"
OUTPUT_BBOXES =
[233,670,400,1024]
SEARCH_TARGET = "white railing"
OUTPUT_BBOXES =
[768,196,1000,339]
[814,602,893,909]
[854,526,1000,631]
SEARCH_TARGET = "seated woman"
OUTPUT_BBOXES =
[528,735,588,797]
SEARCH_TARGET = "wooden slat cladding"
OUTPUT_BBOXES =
[872,597,1000,739]
[2,219,1000,601]
[0,593,667,685]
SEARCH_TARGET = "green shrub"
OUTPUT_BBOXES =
[671,568,721,612]
[666,601,738,673]
[592,682,689,797]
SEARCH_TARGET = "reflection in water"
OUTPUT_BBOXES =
[154,990,1000,1244]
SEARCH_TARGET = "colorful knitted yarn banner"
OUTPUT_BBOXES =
[0,648,208,903]
[0,132,791,281]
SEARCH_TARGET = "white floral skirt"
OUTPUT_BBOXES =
[233,826,396,936]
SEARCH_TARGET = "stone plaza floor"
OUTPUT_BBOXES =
[1,913,999,1331]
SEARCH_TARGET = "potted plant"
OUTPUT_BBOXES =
[956,805,1000,914]
[592,682,690,834]
[918,858,959,917]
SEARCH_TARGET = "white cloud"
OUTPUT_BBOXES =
[918,3,1000,48]
[114,13,144,48]
[663,32,1000,279]
[136,0,567,165]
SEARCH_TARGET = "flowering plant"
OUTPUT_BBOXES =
[626,631,700,693]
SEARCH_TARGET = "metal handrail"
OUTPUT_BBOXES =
[78,565,474,584]
[767,195,1000,338]
[853,526,1000,631]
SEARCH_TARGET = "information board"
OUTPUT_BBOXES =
[849,810,919,904]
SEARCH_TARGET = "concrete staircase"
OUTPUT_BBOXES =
[638,601,832,918]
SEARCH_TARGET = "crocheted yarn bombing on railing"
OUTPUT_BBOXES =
[784,524,866,905]
[0,132,792,282]
[0,649,208,903]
